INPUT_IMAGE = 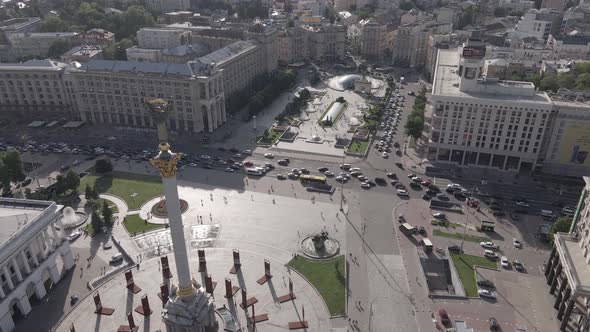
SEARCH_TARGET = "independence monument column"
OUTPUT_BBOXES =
[147,98,217,332]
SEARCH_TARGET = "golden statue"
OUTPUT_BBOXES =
[149,142,182,178]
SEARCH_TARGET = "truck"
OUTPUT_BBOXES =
[399,223,417,236]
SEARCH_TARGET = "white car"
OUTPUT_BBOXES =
[515,200,529,207]
[480,242,498,250]
[484,250,498,259]
[513,238,523,248]
[478,289,497,299]
[397,189,409,197]
[264,153,274,159]
[360,182,371,189]
[432,212,446,219]
[109,253,123,263]
[358,175,368,181]
[501,256,509,268]
[324,171,334,177]
[67,231,81,242]
[335,176,347,183]
[188,163,198,167]
[224,167,235,172]
[382,152,389,158]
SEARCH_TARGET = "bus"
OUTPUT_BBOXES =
[421,238,433,253]
[399,223,417,236]
[299,174,327,184]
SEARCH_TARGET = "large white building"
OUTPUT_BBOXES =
[428,39,590,175]
[0,198,75,332]
[428,40,554,172]
[515,8,561,42]
[66,60,227,133]
[359,19,389,59]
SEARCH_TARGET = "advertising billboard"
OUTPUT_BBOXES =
[558,123,590,166]
[462,46,486,58]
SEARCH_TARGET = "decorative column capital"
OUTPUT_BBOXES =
[150,143,182,178]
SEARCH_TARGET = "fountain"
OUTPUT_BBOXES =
[57,207,87,230]
[300,230,340,259]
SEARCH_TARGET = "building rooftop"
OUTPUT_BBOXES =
[0,59,67,71]
[555,232,590,297]
[63,45,102,57]
[72,60,195,77]
[195,40,258,66]
[162,43,209,57]
[0,17,40,30]
[432,49,552,104]
[0,199,52,247]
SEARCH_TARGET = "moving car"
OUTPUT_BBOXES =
[418,226,427,235]
[375,177,387,185]
[501,256,509,268]
[67,231,81,242]
[324,171,334,177]
[432,212,446,219]
[360,182,371,189]
[478,289,497,299]
[480,241,498,250]
[439,309,451,326]
[278,159,289,166]
[318,167,329,173]
[448,245,462,253]
[397,189,409,197]
[513,238,523,248]
[109,253,124,263]
[513,260,524,271]
[264,153,274,158]
[436,193,449,200]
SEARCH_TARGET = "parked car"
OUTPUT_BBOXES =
[513,260,524,271]
[375,177,387,185]
[484,250,498,259]
[436,193,449,200]
[489,317,499,331]
[418,227,427,235]
[439,309,451,326]
[477,279,496,289]
[264,153,274,159]
[433,212,446,219]
[478,289,497,299]
[109,253,124,264]
[277,174,286,180]
[513,238,523,248]
[386,172,397,179]
[397,189,409,197]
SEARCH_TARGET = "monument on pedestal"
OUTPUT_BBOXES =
[148,98,218,332]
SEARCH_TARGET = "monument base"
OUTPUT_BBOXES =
[162,289,218,332]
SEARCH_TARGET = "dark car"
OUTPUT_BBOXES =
[510,213,519,221]
[492,210,506,216]
[229,147,239,153]
[428,184,440,192]
[477,279,496,289]
[418,226,427,235]
[422,194,431,200]
[552,200,565,208]
[365,180,377,187]
[300,168,310,174]
[318,167,329,173]
[439,309,450,326]
[395,162,404,169]
[426,189,438,196]
[489,317,499,331]
[448,244,462,253]
[410,182,421,189]
[375,177,387,185]
[454,193,467,201]
[278,159,289,166]
[386,172,397,179]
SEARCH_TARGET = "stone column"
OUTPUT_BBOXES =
[48,264,60,284]
[2,266,14,290]
[43,228,54,251]
[560,298,576,331]
[50,223,61,244]
[558,288,572,320]
[150,144,194,299]
[18,295,32,315]
[36,237,47,260]
[221,99,227,122]
[555,279,568,309]
[546,247,557,277]
[11,258,22,282]
[207,108,213,133]
[547,258,558,286]
[550,263,563,294]
[29,244,39,266]
[60,243,75,270]
[20,251,31,275]
[0,283,5,298]
[33,276,47,299]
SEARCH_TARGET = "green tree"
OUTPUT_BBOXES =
[85,184,92,199]
[2,150,25,183]
[90,210,103,234]
[40,16,69,32]
[55,175,68,195]
[575,73,590,90]
[48,39,72,59]
[287,19,295,27]
[95,158,113,173]
[405,115,424,139]
[262,128,269,138]
[539,74,559,92]
[65,170,80,193]
[557,73,575,89]
[299,88,311,101]
[399,1,414,10]
[102,201,114,228]
[574,62,590,75]
[91,186,100,199]
[551,216,573,234]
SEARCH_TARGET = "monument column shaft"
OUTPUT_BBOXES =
[162,175,192,292]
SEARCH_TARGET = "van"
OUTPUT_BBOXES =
[484,250,497,259]
[109,253,123,263]
[540,210,554,218]
[421,238,433,253]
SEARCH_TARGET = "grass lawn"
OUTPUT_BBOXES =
[450,253,497,297]
[257,128,282,145]
[122,214,164,235]
[433,229,488,243]
[408,136,417,149]
[287,255,345,316]
[79,171,162,210]
[347,140,369,155]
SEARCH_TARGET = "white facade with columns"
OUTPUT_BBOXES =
[0,198,74,332]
